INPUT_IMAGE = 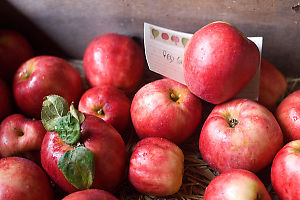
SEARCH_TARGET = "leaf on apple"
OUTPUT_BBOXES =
[55,112,81,145]
[41,95,69,131]
[58,146,95,190]
[70,103,85,124]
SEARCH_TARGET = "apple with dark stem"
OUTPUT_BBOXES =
[78,85,131,134]
[204,169,271,200]
[199,98,283,173]
[183,21,260,104]
[0,157,54,200]
[0,29,34,84]
[0,114,46,159]
[0,79,12,121]
[62,189,118,200]
[258,58,287,112]
[13,56,83,118]
[130,78,202,144]
[40,95,127,194]
[129,137,184,196]
[271,140,300,200]
[276,90,300,141]
[83,33,145,94]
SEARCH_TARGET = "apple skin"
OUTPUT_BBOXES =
[62,189,118,200]
[41,114,127,193]
[0,114,46,158]
[78,85,131,134]
[0,79,12,121]
[271,140,300,200]
[83,33,145,94]
[204,169,271,200]
[13,56,84,118]
[130,78,202,144]
[258,58,287,112]
[276,90,300,141]
[0,29,34,83]
[129,137,184,196]
[199,98,283,173]
[183,21,260,104]
[0,157,54,200]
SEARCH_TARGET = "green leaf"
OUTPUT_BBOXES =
[55,112,81,145]
[41,95,69,131]
[58,146,95,190]
[70,103,85,124]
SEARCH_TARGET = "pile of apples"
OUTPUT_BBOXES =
[0,22,299,200]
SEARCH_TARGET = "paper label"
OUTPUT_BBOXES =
[144,22,263,101]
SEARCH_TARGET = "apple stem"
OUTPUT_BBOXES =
[97,108,105,116]
[228,118,239,128]
[170,92,179,102]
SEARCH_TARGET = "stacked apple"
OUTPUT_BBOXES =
[0,21,299,200]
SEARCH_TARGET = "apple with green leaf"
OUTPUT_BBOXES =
[40,95,127,193]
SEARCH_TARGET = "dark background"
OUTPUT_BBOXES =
[1,0,300,76]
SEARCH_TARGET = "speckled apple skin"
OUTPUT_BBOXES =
[129,137,184,196]
[13,56,84,118]
[83,33,145,94]
[78,85,131,134]
[41,115,127,193]
[276,90,300,141]
[130,78,202,144]
[204,169,271,200]
[62,189,118,200]
[183,22,260,104]
[0,114,46,157]
[0,157,54,200]
[271,140,300,200]
[199,99,283,173]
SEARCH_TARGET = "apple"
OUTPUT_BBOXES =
[78,85,131,134]
[13,55,84,118]
[199,98,283,173]
[62,189,118,200]
[258,58,287,112]
[130,78,202,144]
[0,157,54,200]
[40,95,126,193]
[0,79,12,121]
[183,21,260,104]
[0,114,46,158]
[276,90,300,141]
[0,29,34,84]
[129,137,184,196]
[204,169,271,200]
[271,140,300,200]
[83,33,145,94]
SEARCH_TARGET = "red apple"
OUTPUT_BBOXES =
[199,98,283,173]
[13,56,84,118]
[0,29,34,83]
[41,114,127,193]
[258,58,287,112]
[0,79,12,121]
[276,90,300,141]
[0,157,54,200]
[83,33,145,94]
[204,169,271,200]
[183,21,260,104]
[78,85,131,133]
[129,137,184,196]
[0,114,46,158]
[130,78,202,144]
[271,140,300,200]
[62,189,118,200]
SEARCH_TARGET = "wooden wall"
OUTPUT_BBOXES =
[1,0,300,76]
